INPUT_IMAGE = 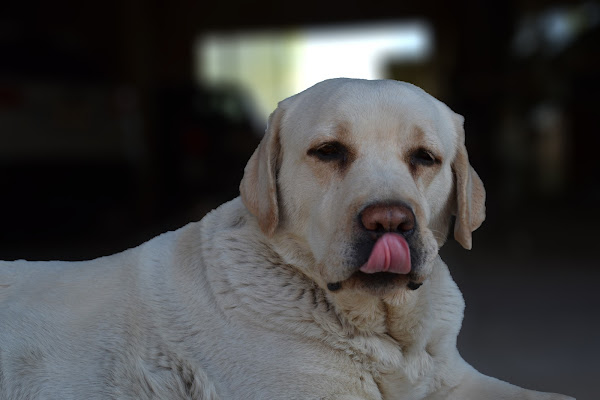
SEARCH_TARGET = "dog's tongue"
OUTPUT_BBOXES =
[360,233,411,275]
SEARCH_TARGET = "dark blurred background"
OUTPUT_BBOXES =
[1,0,597,398]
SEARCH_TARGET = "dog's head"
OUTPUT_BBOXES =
[240,79,485,298]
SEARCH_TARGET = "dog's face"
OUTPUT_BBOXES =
[240,79,485,298]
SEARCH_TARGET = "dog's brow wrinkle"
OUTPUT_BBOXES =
[295,288,306,301]
[335,120,351,140]
[310,288,318,308]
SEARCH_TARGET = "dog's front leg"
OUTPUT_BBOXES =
[424,363,575,400]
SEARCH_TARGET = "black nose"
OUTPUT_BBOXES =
[359,203,416,234]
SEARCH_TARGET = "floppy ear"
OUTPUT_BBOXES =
[239,106,284,236]
[452,114,486,250]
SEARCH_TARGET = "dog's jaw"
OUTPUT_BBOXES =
[324,275,430,337]
[325,273,423,295]
[322,226,437,296]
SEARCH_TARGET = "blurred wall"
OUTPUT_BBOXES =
[0,0,597,398]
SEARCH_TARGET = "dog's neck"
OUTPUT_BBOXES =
[327,256,459,349]
[327,278,428,346]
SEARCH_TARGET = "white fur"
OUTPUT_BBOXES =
[0,79,573,399]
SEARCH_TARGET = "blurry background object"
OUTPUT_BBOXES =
[0,0,597,398]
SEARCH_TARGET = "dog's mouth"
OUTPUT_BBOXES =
[327,233,424,294]
[327,271,422,294]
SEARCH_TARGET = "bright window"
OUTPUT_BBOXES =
[195,21,433,122]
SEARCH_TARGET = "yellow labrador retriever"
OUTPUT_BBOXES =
[0,79,573,399]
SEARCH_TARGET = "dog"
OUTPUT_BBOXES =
[0,79,574,399]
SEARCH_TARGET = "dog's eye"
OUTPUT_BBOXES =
[308,142,347,162]
[410,148,438,167]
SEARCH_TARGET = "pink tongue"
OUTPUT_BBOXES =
[359,233,411,275]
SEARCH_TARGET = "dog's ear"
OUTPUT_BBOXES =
[452,114,486,250]
[239,106,284,236]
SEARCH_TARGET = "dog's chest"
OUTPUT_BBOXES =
[343,300,449,399]
[372,344,441,400]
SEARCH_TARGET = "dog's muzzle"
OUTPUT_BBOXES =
[326,201,425,292]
